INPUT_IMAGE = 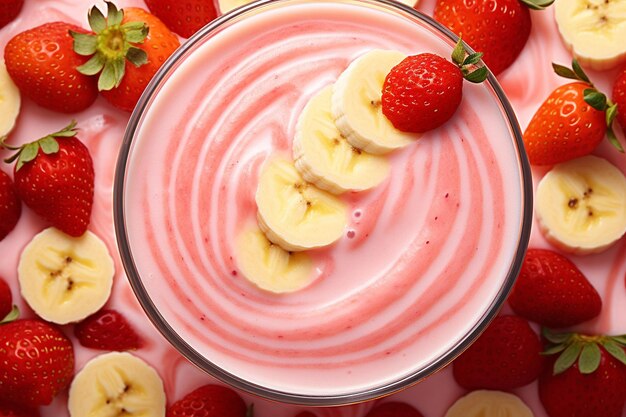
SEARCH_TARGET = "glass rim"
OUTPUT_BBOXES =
[113,0,533,406]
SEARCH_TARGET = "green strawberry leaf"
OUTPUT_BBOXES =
[126,46,149,67]
[584,89,607,111]
[451,39,466,66]
[77,54,105,76]
[17,142,40,171]
[99,60,119,91]
[51,120,78,137]
[463,52,483,66]
[543,344,567,356]
[611,335,626,345]
[39,136,59,154]
[126,27,149,43]
[106,1,124,27]
[71,32,98,56]
[0,305,19,324]
[572,59,590,83]
[88,4,107,33]
[578,343,601,374]
[554,342,583,375]
[606,102,618,126]
[607,128,625,153]
[465,67,489,83]
[520,0,554,10]
[603,339,626,366]
[552,63,579,81]
[543,328,572,344]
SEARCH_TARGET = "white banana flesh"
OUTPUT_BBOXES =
[236,227,314,293]
[0,60,20,138]
[256,158,348,252]
[293,85,390,194]
[445,390,534,417]
[18,227,114,324]
[68,352,166,417]
[555,0,626,70]
[536,155,626,255]
[331,49,417,155]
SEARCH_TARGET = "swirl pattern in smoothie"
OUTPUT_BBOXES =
[122,1,527,397]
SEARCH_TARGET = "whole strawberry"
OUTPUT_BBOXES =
[0,0,23,29]
[508,249,601,328]
[4,22,98,113]
[539,330,626,417]
[434,0,552,75]
[72,2,180,112]
[167,384,248,417]
[381,39,488,133]
[612,66,626,133]
[0,319,74,406]
[4,121,94,237]
[452,315,544,390]
[74,309,143,351]
[524,60,623,165]
[0,401,40,417]
[0,169,20,240]
[144,0,217,38]
[364,402,424,417]
[0,278,17,322]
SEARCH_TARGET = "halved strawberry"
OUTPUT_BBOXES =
[74,309,143,351]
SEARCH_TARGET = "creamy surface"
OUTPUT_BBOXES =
[124,0,525,396]
[0,0,624,416]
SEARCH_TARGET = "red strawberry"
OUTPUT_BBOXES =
[0,278,16,322]
[508,249,601,328]
[0,401,40,417]
[0,0,24,29]
[364,402,424,417]
[433,0,551,75]
[74,309,143,351]
[524,60,623,165]
[0,319,74,406]
[167,384,247,417]
[293,413,317,417]
[0,169,20,240]
[381,39,488,133]
[4,22,98,113]
[4,121,94,237]
[452,315,544,390]
[144,0,218,38]
[72,2,180,112]
[539,330,626,417]
[612,66,626,132]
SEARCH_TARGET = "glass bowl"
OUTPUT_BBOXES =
[114,0,532,406]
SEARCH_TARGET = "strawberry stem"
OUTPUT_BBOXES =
[2,120,78,171]
[0,305,19,324]
[72,1,148,91]
[451,38,489,84]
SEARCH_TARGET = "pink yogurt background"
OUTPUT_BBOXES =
[0,0,624,416]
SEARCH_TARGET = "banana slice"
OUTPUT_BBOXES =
[256,158,348,251]
[235,227,315,293]
[555,0,626,70]
[217,0,253,14]
[68,352,166,417]
[445,390,534,417]
[293,85,390,194]
[332,49,417,155]
[536,155,626,255]
[0,59,21,137]
[18,227,114,324]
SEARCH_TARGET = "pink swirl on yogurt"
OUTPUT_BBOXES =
[122,0,527,397]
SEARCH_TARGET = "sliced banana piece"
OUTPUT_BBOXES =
[0,59,21,137]
[68,352,166,417]
[18,227,114,324]
[236,227,315,293]
[445,390,534,417]
[293,85,390,194]
[218,0,253,14]
[555,0,626,70]
[536,155,626,255]
[256,158,348,251]
[332,49,417,155]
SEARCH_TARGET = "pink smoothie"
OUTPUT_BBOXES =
[122,0,528,398]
